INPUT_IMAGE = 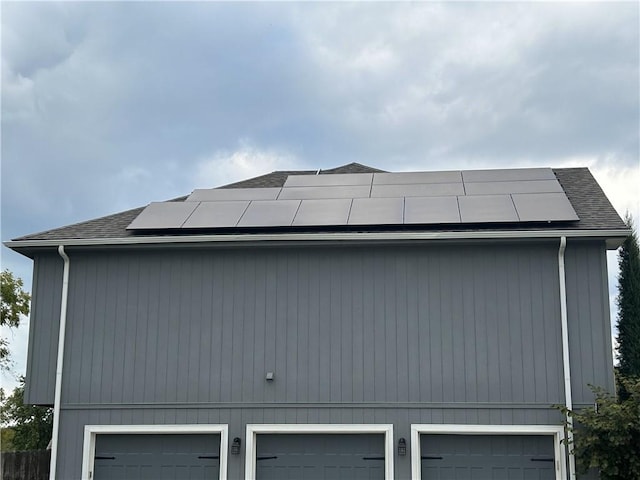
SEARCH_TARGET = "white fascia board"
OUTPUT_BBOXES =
[410,424,566,480]
[245,424,394,480]
[4,228,630,249]
[81,424,228,480]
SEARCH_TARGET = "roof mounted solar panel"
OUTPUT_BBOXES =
[461,168,556,183]
[127,202,199,230]
[404,196,461,224]
[292,199,352,226]
[512,193,579,222]
[371,183,464,198]
[464,179,564,195]
[373,171,462,185]
[126,166,580,231]
[187,187,281,202]
[458,195,519,223]
[278,185,371,200]
[348,197,404,225]
[237,200,301,227]
[181,201,249,229]
[284,173,373,187]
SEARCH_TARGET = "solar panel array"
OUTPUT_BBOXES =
[126,168,579,230]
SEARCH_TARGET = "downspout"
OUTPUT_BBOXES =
[558,237,576,480]
[50,245,70,480]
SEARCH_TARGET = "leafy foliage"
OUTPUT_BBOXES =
[1,425,16,452]
[558,377,640,480]
[617,215,640,384]
[0,379,52,451]
[1,269,31,370]
[1,270,31,328]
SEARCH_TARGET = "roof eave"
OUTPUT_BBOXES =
[4,228,631,253]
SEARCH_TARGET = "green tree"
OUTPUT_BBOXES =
[1,269,31,370]
[1,426,16,452]
[0,388,16,451]
[0,378,52,451]
[559,378,640,480]
[617,214,640,383]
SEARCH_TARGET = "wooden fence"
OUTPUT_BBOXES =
[1,450,50,480]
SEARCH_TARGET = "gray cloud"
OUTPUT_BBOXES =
[285,2,639,168]
[2,1,638,237]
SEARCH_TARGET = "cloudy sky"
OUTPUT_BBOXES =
[1,2,639,391]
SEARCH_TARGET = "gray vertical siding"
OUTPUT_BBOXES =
[24,253,63,405]
[59,243,566,405]
[21,239,615,479]
[565,240,616,403]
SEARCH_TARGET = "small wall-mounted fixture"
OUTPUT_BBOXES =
[266,371,274,381]
[398,438,407,456]
[231,437,241,455]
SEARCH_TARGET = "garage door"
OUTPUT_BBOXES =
[93,434,220,480]
[255,433,385,480]
[420,434,555,480]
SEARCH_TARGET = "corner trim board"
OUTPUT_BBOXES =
[81,424,229,480]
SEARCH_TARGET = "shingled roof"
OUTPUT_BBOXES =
[7,163,628,244]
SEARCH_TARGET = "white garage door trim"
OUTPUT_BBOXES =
[245,424,394,480]
[410,424,566,480]
[81,424,229,480]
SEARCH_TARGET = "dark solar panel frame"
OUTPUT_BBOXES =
[512,193,579,222]
[128,168,579,230]
[461,168,556,183]
[371,183,464,198]
[187,187,281,202]
[236,200,301,227]
[373,171,462,185]
[404,197,461,224]
[284,173,373,187]
[127,202,199,230]
[348,197,405,225]
[464,180,564,195]
[292,199,353,226]
[458,195,520,223]
[182,201,250,229]
[278,185,371,200]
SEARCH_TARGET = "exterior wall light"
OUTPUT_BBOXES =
[398,437,407,456]
[266,371,274,381]
[231,437,241,455]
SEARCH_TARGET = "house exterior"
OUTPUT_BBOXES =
[6,163,628,480]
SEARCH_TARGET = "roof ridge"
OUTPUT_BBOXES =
[319,162,385,174]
